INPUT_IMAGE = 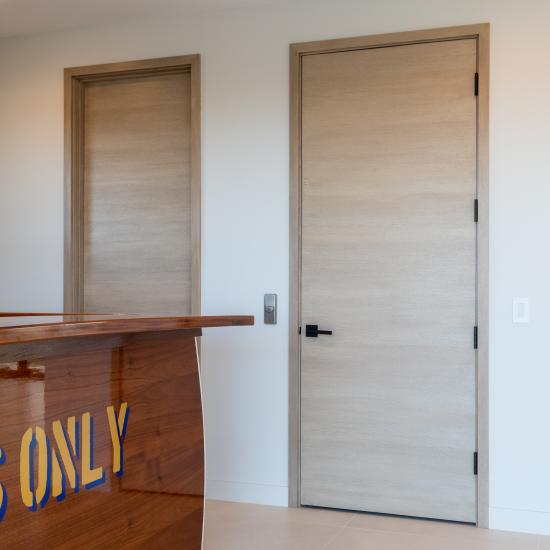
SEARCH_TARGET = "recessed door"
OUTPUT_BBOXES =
[300,39,478,522]
[65,56,201,315]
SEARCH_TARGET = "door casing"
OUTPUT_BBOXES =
[64,55,201,315]
[288,24,490,526]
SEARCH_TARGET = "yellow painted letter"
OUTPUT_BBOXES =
[20,427,50,510]
[81,413,104,490]
[51,417,79,500]
[107,402,130,476]
[20,428,33,509]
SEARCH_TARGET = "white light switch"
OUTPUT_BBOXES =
[513,298,530,323]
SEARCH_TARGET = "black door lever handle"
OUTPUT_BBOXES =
[305,324,333,337]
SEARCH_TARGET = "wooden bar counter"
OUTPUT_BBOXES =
[0,313,253,549]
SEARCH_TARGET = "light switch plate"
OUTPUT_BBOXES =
[264,293,277,325]
[513,298,530,323]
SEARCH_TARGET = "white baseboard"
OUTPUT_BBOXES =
[206,478,288,507]
[490,506,550,535]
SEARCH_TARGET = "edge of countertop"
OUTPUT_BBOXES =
[0,314,255,345]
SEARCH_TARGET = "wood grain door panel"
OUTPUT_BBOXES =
[300,39,477,522]
[83,72,192,315]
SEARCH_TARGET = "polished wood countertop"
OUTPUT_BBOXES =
[0,313,254,345]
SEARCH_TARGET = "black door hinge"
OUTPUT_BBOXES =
[474,326,478,349]
[299,326,302,335]
[474,452,478,475]
[474,73,479,96]
[474,199,479,222]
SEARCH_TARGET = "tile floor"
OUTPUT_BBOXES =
[203,500,549,550]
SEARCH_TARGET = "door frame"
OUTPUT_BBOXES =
[288,24,490,526]
[64,55,202,314]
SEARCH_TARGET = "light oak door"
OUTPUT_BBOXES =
[300,39,478,522]
[83,72,192,314]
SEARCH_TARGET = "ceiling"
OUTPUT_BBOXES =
[0,0,286,38]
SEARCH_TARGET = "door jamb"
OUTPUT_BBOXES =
[288,24,490,527]
[64,54,202,315]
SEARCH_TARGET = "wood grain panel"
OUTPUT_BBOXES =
[83,72,192,315]
[120,332,203,496]
[0,330,204,548]
[300,39,477,522]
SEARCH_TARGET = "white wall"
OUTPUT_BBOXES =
[2,0,550,534]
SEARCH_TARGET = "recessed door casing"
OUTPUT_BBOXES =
[64,55,201,317]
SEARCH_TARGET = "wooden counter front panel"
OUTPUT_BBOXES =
[0,332,204,549]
